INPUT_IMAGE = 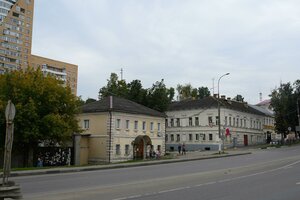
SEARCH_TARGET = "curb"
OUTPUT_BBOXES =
[10,152,251,177]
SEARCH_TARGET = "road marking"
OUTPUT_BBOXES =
[112,159,300,200]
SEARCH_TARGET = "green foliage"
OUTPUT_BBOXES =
[233,94,244,102]
[98,73,174,112]
[0,69,81,151]
[147,79,173,112]
[177,84,211,100]
[270,80,300,136]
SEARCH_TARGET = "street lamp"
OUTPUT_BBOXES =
[217,73,230,152]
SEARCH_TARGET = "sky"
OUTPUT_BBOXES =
[31,0,300,104]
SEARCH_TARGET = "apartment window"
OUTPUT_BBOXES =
[209,134,213,141]
[240,119,243,127]
[171,134,174,141]
[189,134,193,141]
[188,117,192,126]
[150,122,154,132]
[196,134,199,141]
[125,145,130,155]
[83,119,89,129]
[158,123,161,132]
[250,120,253,128]
[176,118,180,127]
[225,116,228,126]
[244,119,246,127]
[142,121,146,131]
[216,116,219,126]
[195,117,199,126]
[233,117,236,127]
[126,120,130,130]
[236,118,239,127]
[201,134,206,141]
[176,134,180,142]
[116,144,121,155]
[134,121,138,130]
[165,119,168,127]
[116,119,121,129]
[165,134,168,142]
[229,117,232,126]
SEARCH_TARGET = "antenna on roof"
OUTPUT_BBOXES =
[259,92,262,102]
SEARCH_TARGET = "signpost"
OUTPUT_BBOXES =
[0,101,22,199]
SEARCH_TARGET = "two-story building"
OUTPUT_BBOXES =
[165,96,271,151]
[76,96,166,165]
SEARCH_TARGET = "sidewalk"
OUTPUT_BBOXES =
[10,148,252,177]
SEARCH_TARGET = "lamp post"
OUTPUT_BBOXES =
[217,73,230,152]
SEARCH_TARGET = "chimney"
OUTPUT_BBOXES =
[221,95,226,99]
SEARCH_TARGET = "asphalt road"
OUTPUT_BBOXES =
[13,145,300,200]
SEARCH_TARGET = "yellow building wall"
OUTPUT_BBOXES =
[77,111,166,164]
[80,136,89,165]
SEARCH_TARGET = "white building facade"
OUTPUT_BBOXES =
[165,96,273,151]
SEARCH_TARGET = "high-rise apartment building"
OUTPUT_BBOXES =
[0,0,78,95]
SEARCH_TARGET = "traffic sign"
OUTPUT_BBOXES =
[5,100,16,121]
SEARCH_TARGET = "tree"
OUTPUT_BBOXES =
[147,79,173,112]
[233,94,244,102]
[0,69,81,166]
[198,87,211,99]
[126,80,147,105]
[85,98,97,104]
[177,84,193,100]
[270,80,300,140]
[98,73,128,99]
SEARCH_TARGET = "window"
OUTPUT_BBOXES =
[216,116,219,126]
[176,134,180,142]
[233,117,236,127]
[196,134,199,141]
[134,121,138,130]
[244,119,246,127]
[83,119,89,129]
[229,117,232,126]
[236,118,239,127]
[116,144,121,155]
[125,145,130,155]
[189,134,193,141]
[240,119,243,127]
[209,134,213,141]
[208,116,213,126]
[116,119,121,129]
[201,134,206,141]
[176,118,180,127]
[171,134,174,141]
[158,123,161,132]
[150,122,154,131]
[142,121,146,131]
[171,119,174,127]
[195,117,199,126]
[189,117,193,126]
[225,116,228,126]
[165,134,168,142]
[126,120,130,130]
[165,119,168,127]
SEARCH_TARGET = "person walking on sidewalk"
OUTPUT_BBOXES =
[182,144,186,155]
[178,144,182,155]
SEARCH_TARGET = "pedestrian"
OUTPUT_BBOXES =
[37,157,43,167]
[178,144,181,155]
[182,144,186,155]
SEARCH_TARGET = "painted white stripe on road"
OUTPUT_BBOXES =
[113,159,300,200]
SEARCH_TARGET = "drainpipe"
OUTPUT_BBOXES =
[108,96,113,163]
